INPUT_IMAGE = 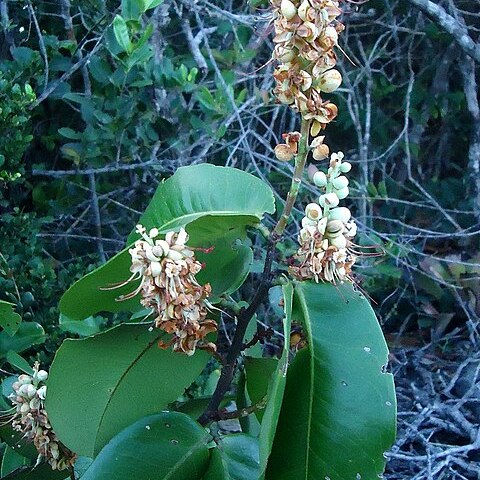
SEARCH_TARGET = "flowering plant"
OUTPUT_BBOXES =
[0,1,396,479]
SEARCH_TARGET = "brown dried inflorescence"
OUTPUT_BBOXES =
[112,225,217,356]
[270,0,344,137]
[8,363,76,471]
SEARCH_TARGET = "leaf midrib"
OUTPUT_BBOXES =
[93,332,163,455]
[294,285,315,480]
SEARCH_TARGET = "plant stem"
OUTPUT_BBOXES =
[198,119,311,426]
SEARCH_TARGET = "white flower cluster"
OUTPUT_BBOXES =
[111,225,217,356]
[9,363,76,471]
[291,151,357,282]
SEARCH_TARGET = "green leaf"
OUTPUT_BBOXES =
[121,0,145,19]
[5,351,33,374]
[0,301,22,336]
[266,282,396,480]
[0,424,38,461]
[113,15,133,54]
[144,0,164,10]
[0,322,45,358]
[81,412,210,480]
[203,435,260,480]
[59,164,275,321]
[1,447,30,477]
[46,323,210,457]
[256,282,293,477]
[59,314,105,337]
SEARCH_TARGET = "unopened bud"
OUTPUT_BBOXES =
[336,187,350,200]
[318,69,342,93]
[150,261,162,277]
[313,171,328,187]
[326,220,344,237]
[149,228,159,238]
[281,0,297,20]
[332,176,349,189]
[328,207,351,223]
[329,235,347,249]
[340,162,352,173]
[18,375,32,385]
[36,370,48,382]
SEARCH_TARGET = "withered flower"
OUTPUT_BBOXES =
[7,363,76,471]
[109,225,217,356]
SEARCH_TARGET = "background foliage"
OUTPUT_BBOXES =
[0,0,479,478]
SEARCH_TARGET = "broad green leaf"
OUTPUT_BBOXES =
[113,15,133,54]
[82,412,210,480]
[46,323,210,457]
[0,322,45,358]
[0,425,38,460]
[1,447,29,477]
[5,351,33,374]
[203,435,260,480]
[130,164,274,238]
[60,164,275,321]
[0,301,21,336]
[255,282,293,477]
[58,247,140,321]
[266,282,396,480]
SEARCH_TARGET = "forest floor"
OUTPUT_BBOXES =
[384,332,480,479]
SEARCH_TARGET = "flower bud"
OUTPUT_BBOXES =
[281,0,297,20]
[328,207,351,223]
[305,203,322,221]
[340,162,352,173]
[150,261,162,277]
[274,144,294,162]
[149,228,159,238]
[20,403,30,414]
[329,235,347,249]
[318,69,342,93]
[313,171,328,187]
[326,220,344,237]
[18,375,32,385]
[19,384,30,396]
[319,193,339,208]
[336,187,350,200]
[332,176,349,190]
[25,384,37,398]
[152,245,164,257]
[36,370,48,382]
